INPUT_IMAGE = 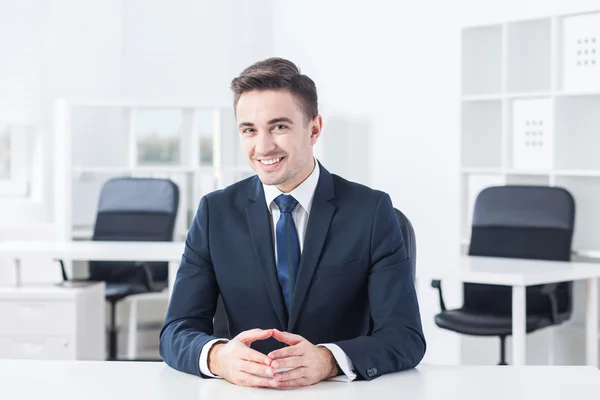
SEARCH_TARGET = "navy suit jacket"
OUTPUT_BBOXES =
[159,163,426,380]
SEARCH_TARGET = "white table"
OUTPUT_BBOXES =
[1,360,599,400]
[0,240,185,289]
[0,240,186,360]
[425,256,600,367]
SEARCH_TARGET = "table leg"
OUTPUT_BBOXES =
[512,285,526,365]
[168,261,179,297]
[127,298,138,360]
[12,258,21,287]
[585,278,599,367]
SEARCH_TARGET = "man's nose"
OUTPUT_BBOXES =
[255,132,276,156]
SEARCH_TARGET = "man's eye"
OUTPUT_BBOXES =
[274,125,287,130]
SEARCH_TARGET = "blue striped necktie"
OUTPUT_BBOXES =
[274,194,301,312]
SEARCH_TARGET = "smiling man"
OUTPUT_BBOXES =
[159,57,426,388]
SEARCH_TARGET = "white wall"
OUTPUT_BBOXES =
[271,0,600,365]
[121,0,273,104]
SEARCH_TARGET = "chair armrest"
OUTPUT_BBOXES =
[136,262,156,291]
[540,283,559,294]
[430,279,447,312]
[56,259,69,281]
[541,283,560,323]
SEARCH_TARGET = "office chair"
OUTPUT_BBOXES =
[431,185,575,365]
[212,207,417,339]
[60,177,179,360]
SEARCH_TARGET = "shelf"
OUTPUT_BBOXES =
[555,176,600,251]
[559,12,600,92]
[503,169,551,176]
[555,90,600,97]
[459,11,600,270]
[505,173,550,186]
[506,18,552,93]
[461,94,504,102]
[461,173,505,239]
[462,91,600,100]
[461,168,503,174]
[507,98,553,171]
[554,170,600,177]
[461,25,503,95]
[461,100,502,169]
[462,169,600,178]
[72,166,199,174]
[555,95,600,170]
[506,92,552,99]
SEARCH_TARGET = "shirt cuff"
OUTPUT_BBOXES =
[317,343,357,382]
[199,338,229,378]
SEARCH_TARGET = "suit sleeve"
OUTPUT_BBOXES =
[159,195,220,377]
[333,193,426,380]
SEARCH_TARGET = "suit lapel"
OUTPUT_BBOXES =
[246,177,288,329]
[288,164,336,332]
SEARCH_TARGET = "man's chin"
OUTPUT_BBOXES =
[257,172,285,186]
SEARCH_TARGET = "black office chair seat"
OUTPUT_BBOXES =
[105,281,169,303]
[434,308,557,337]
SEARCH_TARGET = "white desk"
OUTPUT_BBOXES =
[0,240,185,289]
[1,360,599,400]
[424,256,600,367]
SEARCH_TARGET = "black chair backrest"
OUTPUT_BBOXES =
[212,206,417,339]
[89,177,179,285]
[465,185,575,316]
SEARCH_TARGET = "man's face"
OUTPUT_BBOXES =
[236,89,321,192]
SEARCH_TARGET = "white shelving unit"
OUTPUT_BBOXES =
[460,10,600,259]
[53,99,253,242]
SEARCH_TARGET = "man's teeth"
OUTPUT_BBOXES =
[260,158,281,165]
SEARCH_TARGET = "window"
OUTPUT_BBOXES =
[0,1,42,197]
[0,123,30,196]
[136,110,183,166]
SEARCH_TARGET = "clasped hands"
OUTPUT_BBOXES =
[207,328,339,388]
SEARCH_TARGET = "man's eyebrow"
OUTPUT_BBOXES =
[267,117,294,125]
[238,117,295,129]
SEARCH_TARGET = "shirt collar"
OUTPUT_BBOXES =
[263,159,320,215]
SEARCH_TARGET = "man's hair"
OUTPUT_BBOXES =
[230,57,318,123]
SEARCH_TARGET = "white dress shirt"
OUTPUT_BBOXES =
[199,159,357,382]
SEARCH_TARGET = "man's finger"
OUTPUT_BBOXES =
[236,328,273,345]
[275,377,310,388]
[270,356,304,370]
[239,347,272,365]
[236,372,274,388]
[268,344,303,360]
[239,360,275,377]
[274,366,308,382]
[271,329,304,346]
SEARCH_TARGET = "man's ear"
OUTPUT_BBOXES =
[310,115,323,145]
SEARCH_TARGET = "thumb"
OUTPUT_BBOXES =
[236,328,274,345]
[272,329,304,346]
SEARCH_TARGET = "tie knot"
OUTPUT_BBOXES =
[274,194,298,214]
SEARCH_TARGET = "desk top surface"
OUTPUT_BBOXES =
[424,255,600,285]
[1,361,599,400]
[0,240,185,261]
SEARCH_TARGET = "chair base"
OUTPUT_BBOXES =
[499,335,508,365]
[108,300,118,361]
